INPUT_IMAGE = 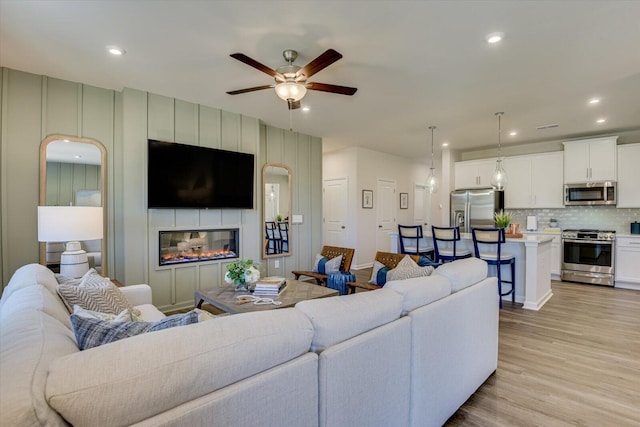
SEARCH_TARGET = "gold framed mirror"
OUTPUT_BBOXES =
[39,135,107,276]
[262,163,292,259]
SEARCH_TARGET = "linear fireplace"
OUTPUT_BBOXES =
[158,228,239,266]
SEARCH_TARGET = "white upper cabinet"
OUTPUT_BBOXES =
[617,143,640,208]
[563,136,617,183]
[504,152,564,208]
[454,158,497,189]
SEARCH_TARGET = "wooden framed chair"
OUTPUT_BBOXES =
[431,226,472,263]
[472,227,515,308]
[292,245,355,286]
[346,251,420,294]
[398,224,434,258]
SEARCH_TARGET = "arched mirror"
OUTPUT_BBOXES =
[40,135,107,276]
[262,163,292,259]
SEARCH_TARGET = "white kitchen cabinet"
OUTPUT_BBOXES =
[504,152,564,208]
[454,158,497,189]
[617,143,640,208]
[563,136,617,183]
[616,235,640,285]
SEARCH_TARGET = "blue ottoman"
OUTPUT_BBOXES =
[327,271,356,296]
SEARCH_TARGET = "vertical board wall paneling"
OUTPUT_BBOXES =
[0,68,4,283]
[283,130,300,275]
[44,77,79,137]
[120,88,149,286]
[310,137,323,269]
[198,105,223,226]
[2,69,42,282]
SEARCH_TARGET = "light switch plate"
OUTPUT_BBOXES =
[292,214,303,224]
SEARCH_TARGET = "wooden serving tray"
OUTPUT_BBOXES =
[505,233,523,238]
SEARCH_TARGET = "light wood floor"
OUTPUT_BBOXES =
[445,280,640,426]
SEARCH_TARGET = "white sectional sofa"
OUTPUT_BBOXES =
[0,258,498,427]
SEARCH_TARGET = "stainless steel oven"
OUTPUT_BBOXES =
[561,229,615,286]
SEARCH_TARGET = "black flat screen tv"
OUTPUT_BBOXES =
[148,140,254,209]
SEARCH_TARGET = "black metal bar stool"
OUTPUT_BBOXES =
[471,227,515,308]
[398,224,434,258]
[431,226,472,263]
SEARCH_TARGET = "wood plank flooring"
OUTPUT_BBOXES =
[446,280,640,426]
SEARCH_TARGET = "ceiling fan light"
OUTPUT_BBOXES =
[275,82,307,101]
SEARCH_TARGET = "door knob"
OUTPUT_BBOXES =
[341,226,345,229]
[378,225,383,228]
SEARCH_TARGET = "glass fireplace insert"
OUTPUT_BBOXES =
[158,228,239,266]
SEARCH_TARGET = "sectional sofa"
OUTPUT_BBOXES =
[0,258,498,426]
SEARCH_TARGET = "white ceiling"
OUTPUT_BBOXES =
[1,1,639,161]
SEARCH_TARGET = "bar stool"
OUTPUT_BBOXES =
[431,226,472,263]
[265,221,282,254]
[471,227,515,308]
[398,225,434,258]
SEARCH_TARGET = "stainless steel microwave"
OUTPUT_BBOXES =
[564,182,616,206]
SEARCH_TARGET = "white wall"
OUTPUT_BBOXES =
[324,147,441,268]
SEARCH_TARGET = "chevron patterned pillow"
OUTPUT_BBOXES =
[386,255,434,282]
[57,269,139,316]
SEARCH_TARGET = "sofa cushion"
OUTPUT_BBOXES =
[56,269,139,315]
[295,288,403,352]
[433,257,488,292]
[0,263,59,311]
[387,255,434,281]
[0,284,72,328]
[73,305,134,322]
[385,275,452,314]
[0,310,77,427]
[46,308,314,427]
[71,311,199,350]
[313,254,342,274]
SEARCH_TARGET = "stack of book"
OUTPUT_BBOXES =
[253,277,287,297]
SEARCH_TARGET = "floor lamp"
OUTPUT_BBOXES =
[37,206,103,278]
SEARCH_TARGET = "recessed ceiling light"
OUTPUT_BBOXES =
[596,118,606,124]
[486,32,504,44]
[589,98,600,104]
[509,131,517,136]
[442,142,449,147]
[301,106,310,112]
[107,46,126,56]
[74,155,82,159]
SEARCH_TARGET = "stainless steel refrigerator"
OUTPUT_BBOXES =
[450,188,504,233]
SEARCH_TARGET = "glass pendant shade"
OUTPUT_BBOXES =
[491,159,508,190]
[491,112,507,190]
[427,167,438,194]
[427,125,438,194]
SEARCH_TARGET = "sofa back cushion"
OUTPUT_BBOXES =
[433,257,488,292]
[295,288,402,352]
[0,284,72,328]
[46,308,314,427]
[385,275,451,314]
[0,263,59,311]
[0,309,78,427]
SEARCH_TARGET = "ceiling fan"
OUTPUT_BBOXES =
[226,49,358,110]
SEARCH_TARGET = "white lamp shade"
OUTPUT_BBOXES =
[38,206,103,242]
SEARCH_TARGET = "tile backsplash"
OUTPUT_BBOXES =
[508,206,640,234]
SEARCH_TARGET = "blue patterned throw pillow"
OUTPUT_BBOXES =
[368,261,390,286]
[71,310,199,350]
[312,254,343,275]
[417,255,440,268]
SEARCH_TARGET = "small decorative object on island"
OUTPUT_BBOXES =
[225,259,260,291]
[494,210,512,229]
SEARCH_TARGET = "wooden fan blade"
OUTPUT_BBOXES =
[226,85,274,95]
[297,49,343,79]
[230,53,281,78]
[306,82,358,95]
[288,100,301,110]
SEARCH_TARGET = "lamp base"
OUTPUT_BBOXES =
[59,241,89,278]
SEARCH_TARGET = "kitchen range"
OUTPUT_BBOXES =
[561,229,616,286]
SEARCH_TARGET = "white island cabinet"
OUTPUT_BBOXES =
[616,235,640,290]
[389,232,554,310]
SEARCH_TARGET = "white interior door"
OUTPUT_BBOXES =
[413,183,430,228]
[376,179,396,252]
[323,178,348,247]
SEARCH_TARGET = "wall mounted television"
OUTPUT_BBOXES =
[148,140,254,209]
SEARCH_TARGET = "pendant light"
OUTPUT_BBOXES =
[427,126,438,194]
[490,112,508,190]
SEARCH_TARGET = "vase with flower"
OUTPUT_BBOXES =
[225,259,260,292]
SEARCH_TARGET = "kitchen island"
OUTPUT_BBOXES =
[390,231,554,310]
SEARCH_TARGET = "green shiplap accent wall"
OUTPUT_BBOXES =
[0,67,323,313]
